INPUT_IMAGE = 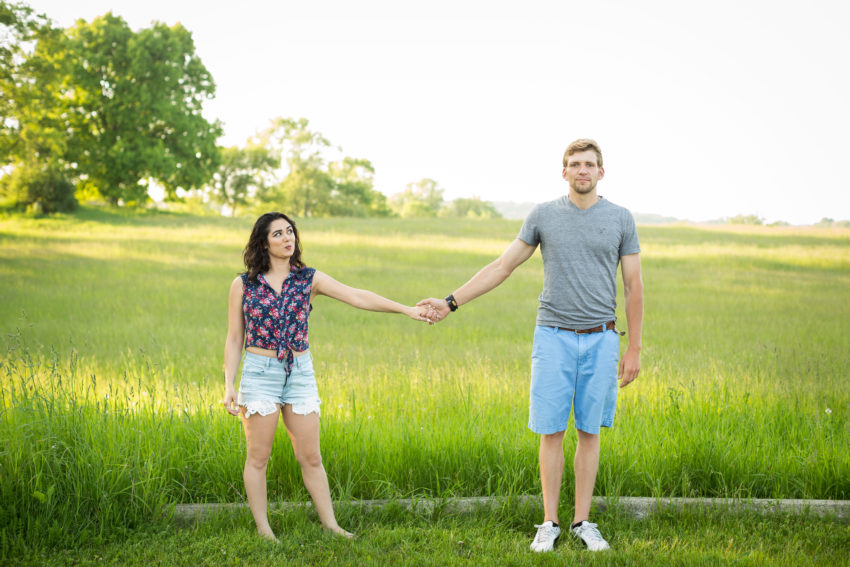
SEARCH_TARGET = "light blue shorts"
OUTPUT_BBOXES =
[237,351,321,418]
[528,325,620,435]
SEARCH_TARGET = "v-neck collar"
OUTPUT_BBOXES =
[258,271,292,296]
[562,194,604,213]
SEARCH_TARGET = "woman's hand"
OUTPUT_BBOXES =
[405,305,435,324]
[222,385,239,416]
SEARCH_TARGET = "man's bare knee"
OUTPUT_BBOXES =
[541,430,566,444]
[576,429,600,447]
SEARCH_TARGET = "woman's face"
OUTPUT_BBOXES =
[266,218,296,261]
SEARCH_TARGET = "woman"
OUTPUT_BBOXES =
[222,212,429,540]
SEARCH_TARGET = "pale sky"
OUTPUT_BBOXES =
[25,0,850,224]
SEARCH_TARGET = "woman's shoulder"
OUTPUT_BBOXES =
[292,266,316,280]
[229,274,245,299]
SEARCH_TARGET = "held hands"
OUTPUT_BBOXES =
[406,304,438,324]
[404,298,450,325]
[416,298,451,325]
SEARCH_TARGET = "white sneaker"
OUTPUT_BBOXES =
[571,521,610,551]
[529,520,561,552]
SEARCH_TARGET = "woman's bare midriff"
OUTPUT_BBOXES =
[246,346,309,358]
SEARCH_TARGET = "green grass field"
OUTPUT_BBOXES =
[1,207,848,565]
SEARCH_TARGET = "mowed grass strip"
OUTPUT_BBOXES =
[0,208,848,557]
[16,505,850,567]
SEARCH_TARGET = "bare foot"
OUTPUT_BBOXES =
[259,531,280,543]
[323,525,355,539]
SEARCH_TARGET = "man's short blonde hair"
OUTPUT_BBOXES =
[563,139,603,168]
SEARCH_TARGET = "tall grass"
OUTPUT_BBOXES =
[0,208,848,554]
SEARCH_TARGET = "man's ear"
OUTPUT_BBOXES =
[598,167,605,180]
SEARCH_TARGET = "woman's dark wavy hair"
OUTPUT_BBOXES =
[243,212,304,282]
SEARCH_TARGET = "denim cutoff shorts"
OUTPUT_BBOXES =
[528,325,620,435]
[237,351,321,418]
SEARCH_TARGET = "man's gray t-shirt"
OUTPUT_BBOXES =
[518,196,640,329]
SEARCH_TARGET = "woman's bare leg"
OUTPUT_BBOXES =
[282,404,353,538]
[241,407,281,540]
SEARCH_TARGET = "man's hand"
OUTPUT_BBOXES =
[416,298,451,324]
[618,345,640,387]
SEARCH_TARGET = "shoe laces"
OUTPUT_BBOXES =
[576,522,604,543]
[532,522,559,541]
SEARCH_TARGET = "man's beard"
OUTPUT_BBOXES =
[571,180,596,194]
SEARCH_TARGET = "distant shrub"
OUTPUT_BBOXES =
[727,214,764,226]
[0,163,77,214]
[439,197,503,219]
[814,218,850,228]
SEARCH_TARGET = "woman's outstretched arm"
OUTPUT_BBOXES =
[311,271,431,322]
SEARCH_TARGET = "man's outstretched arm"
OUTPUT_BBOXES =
[418,238,536,322]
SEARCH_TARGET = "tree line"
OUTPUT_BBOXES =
[0,2,501,219]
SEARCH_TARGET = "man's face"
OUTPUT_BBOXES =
[562,150,604,194]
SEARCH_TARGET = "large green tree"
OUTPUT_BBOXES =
[0,1,55,163]
[0,3,76,211]
[6,12,221,204]
[0,1,36,142]
[0,1,30,156]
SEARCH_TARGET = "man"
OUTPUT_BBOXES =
[418,138,643,553]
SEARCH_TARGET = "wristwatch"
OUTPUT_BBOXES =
[445,294,458,312]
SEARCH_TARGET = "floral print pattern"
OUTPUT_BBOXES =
[242,267,315,376]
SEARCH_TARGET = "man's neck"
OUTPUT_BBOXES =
[568,190,601,210]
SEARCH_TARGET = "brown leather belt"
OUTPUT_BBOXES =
[555,321,617,334]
